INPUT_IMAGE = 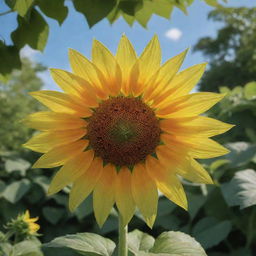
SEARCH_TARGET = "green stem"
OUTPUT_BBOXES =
[118,214,128,256]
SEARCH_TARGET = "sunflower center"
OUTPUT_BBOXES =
[87,97,161,167]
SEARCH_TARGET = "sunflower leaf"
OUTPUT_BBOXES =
[3,179,31,203]
[151,231,207,256]
[221,169,256,209]
[44,233,116,256]
[128,230,206,256]
[192,217,232,249]
[128,229,155,254]
[13,240,43,256]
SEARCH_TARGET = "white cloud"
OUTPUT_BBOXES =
[165,28,182,41]
[20,45,40,60]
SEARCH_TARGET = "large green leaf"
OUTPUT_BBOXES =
[38,0,68,25]
[192,217,232,249]
[3,179,31,203]
[73,0,117,27]
[151,231,207,256]
[11,9,49,51]
[0,42,21,74]
[44,233,116,256]
[13,240,43,256]
[128,229,155,254]
[128,230,206,256]
[221,169,256,209]
[0,241,13,255]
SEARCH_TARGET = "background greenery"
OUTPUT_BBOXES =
[0,2,256,256]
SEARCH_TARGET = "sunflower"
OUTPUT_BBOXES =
[24,35,233,228]
[22,210,40,235]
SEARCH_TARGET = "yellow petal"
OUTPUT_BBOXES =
[93,164,117,227]
[156,93,226,118]
[69,157,103,212]
[143,49,188,102]
[26,217,39,223]
[23,129,86,153]
[155,145,186,170]
[131,35,161,96]
[139,35,161,83]
[131,163,158,228]
[92,40,122,96]
[68,49,109,99]
[116,35,137,96]
[50,68,98,106]
[24,210,30,220]
[160,116,234,137]
[153,63,207,108]
[32,140,88,168]
[146,155,188,210]
[29,223,40,233]
[48,150,94,195]
[30,90,92,117]
[161,133,230,159]
[115,167,135,226]
[24,112,86,131]
[177,157,213,184]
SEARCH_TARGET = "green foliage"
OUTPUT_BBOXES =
[206,82,256,143]
[221,169,256,209]
[0,0,227,77]
[192,217,232,249]
[11,9,49,52]
[44,229,207,256]
[0,58,44,152]
[45,233,116,256]
[194,7,256,92]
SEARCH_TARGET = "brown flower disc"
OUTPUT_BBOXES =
[87,97,161,167]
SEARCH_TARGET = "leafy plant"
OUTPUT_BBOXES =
[0,0,227,77]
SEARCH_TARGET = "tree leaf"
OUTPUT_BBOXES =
[151,231,207,256]
[128,229,155,254]
[11,8,49,51]
[221,169,256,209]
[73,0,116,28]
[192,217,232,249]
[38,0,68,25]
[13,240,43,256]
[44,233,116,256]
[118,0,143,16]
[7,0,35,17]
[0,42,21,74]
[3,179,31,203]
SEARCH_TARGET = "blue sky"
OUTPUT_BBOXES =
[0,0,254,90]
